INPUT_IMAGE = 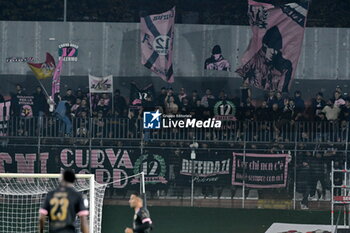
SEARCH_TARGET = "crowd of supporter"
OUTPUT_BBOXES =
[3,83,350,139]
[3,83,350,209]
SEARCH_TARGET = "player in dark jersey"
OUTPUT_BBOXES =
[39,170,89,233]
[125,193,153,233]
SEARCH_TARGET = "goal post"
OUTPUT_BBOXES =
[0,173,105,233]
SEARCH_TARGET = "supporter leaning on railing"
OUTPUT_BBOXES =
[54,94,73,137]
[4,83,350,140]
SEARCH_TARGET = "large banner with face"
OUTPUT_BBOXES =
[236,0,309,92]
[0,101,10,135]
[0,147,169,189]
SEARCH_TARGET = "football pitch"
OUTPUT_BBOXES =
[102,206,330,233]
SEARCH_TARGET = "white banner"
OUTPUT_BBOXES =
[266,223,335,233]
[88,74,113,93]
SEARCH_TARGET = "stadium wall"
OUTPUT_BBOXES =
[1,74,350,99]
[0,21,349,80]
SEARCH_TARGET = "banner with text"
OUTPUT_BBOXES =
[178,151,231,186]
[232,153,289,188]
[0,146,168,189]
[0,147,291,189]
[17,95,34,118]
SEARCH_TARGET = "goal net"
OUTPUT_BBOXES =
[0,173,107,233]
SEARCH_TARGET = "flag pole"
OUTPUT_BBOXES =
[89,94,92,117]
[111,76,114,115]
[63,0,67,22]
[88,74,93,117]
[34,77,55,113]
[37,79,50,98]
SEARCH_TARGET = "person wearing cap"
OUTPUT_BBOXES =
[236,26,293,92]
[335,85,342,94]
[204,45,231,71]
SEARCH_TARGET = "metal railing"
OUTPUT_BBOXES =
[1,116,350,210]
[2,116,349,143]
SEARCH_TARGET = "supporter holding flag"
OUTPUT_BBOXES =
[54,94,73,136]
[33,86,49,117]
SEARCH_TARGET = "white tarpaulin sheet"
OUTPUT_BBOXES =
[265,223,336,233]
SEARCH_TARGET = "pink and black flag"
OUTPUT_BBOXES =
[51,47,75,98]
[140,7,175,83]
[236,0,309,92]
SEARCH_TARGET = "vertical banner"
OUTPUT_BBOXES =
[51,54,64,98]
[51,47,76,98]
[232,153,289,188]
[0,101,10,136]
[89,75,114,93]
[17,96,34,118]
[140,7,175,83]
[236,0,309,92]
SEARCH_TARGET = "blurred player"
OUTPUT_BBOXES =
[125,193,153,233]
[39,169,89,233]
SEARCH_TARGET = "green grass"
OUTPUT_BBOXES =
[102,206,331,233]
